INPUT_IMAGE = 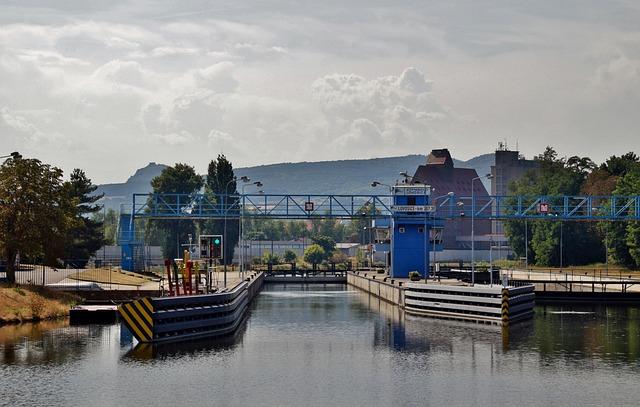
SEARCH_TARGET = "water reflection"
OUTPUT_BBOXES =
[124,315,249,361]
[352,288,640,366]
[1,284,639,406]
[0,320,116,366]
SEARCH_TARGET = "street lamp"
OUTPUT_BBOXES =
[221,176,250,288]
[429,192,454,283]
[471,173,493,285]
[399,171,415,183]
[0,152,22,160]
[240,180,263,277]
[371,181,394,274]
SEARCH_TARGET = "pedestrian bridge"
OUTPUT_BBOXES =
[128,193,640,221]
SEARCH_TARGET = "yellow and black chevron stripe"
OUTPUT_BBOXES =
[501,288,509,326]
[118,297,154,342]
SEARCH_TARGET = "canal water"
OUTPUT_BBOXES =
[1,284,639,407]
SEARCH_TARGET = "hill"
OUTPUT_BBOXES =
[95,153,495,210]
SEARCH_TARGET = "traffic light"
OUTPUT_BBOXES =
[199,235,223,259]
[212,236,223,259]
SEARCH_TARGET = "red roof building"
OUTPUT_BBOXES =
[411,149,492,250]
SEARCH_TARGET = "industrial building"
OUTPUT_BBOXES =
[490,144,539,234]
[410,149,495,261]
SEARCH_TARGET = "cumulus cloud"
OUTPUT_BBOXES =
[1,1,640,183]
[311,67,448,153]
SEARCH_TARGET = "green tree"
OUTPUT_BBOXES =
[92,208,119,245]
[149,164,203,259]
[311,235,336,259]
[0,158,71,283]
[203,154,240,264]
[283,249,297,263]
[304,244,325,265]
[504,147,602,266]
[597,153,640,267]
[262,252,280,264]
[63,169,104,267]
[613,169,640,267]
[345,203,378,243]
[285,221,310,240]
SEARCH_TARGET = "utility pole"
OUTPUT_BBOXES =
[471,174,493,285]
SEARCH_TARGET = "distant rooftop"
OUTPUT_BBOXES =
[426,149,454,167]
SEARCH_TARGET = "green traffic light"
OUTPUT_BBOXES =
[214,238,220,244]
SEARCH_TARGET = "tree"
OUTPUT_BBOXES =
[311,235,336,259]
[92,208,119,245]
[304,244,325,265]
[283,250,297,263]
[345,203,378,243]
[504,147,602,266]
[262,252,280,264]
[203,154,240,264]
[597,153,640,267]
[149,164,203,259]
[613,169,640,267]
[63,169,104,267]
[0,158,70,283]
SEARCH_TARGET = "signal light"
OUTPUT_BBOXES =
[199,235,223,259]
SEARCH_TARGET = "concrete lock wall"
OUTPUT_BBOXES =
[347,272,404,307]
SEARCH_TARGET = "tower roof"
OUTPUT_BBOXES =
[426,149,454,167]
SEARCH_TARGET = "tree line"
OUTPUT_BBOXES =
[0,157,103,283]
[146,155,374,263]
[504,147,640,268]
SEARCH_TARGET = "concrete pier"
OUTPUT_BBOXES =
[347,271,535,326]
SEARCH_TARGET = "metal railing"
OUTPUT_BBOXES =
[0,259,162,292]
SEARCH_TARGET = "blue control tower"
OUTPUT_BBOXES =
[390,184,443,279]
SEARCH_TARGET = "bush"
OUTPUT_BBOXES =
[408,271,421,281]
[304,244,325,265]
[262,252,281,264]
[329,251,348,264]
[283,250,297,263]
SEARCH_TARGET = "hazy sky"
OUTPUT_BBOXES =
[1,1,640,183]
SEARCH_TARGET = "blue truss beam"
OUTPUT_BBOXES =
[129,193,640,221]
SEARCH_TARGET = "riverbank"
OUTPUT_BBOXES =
[0,284,79,324]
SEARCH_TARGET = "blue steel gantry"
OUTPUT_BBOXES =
[129,192,640,221]
[120,192,640,274]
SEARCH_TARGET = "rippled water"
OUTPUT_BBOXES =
[1,284,639,406]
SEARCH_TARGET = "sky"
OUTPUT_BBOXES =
[1,1,640,184]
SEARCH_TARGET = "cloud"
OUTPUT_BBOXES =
[311,67,448,154]
[1,1,640,183]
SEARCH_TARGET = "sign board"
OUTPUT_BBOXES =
[392,205,435,213]
[538,202,549,214]
[199,235,223,259]
[393,186,431,196]
[304,201,314,211]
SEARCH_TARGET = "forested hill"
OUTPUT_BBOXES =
[96,153,494,210]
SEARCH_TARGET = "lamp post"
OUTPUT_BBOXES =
[222,176,249,287]
[560,221,563,271]
[96,196,124,265]
[471,174,493,285]
[524,220,528,269]
[240,180,262,278]
[371,181,393,274]
[0,152,21,160]
[430,192,454,283]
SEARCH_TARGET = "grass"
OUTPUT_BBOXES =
[68,268,154,286]
[0,284,79,324]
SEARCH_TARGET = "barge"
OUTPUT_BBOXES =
[118,272,263,343]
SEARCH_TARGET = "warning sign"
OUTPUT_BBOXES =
[538,203,549,214]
